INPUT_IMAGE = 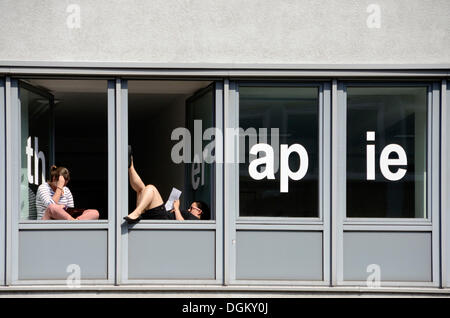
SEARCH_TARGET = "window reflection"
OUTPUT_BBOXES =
[239,86,319,218]
[346,86,428,218]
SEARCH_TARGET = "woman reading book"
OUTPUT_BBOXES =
[124,147,210,224]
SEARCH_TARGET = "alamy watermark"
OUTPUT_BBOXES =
[366,264,381,288]
[66,4,81,29]
[366,4,381,29]
[170,120,409,192]
[66,264,81,288]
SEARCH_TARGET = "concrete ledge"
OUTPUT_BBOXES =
[0,62,449,77]
[0,61,450,70]
[0,285,449,297]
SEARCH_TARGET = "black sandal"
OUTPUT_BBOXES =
[128,145,133,168]
[123,215,141,224]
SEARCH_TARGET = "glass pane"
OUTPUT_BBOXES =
[346,86,427,218]
[239,86,319,217]
[185,88,214,219]
[20,87,51,220]
[19,80,108,221]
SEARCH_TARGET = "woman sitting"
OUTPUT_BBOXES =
[36,165,100,220]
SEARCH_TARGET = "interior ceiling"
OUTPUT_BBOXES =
[25,79,212,117]
[128,80,212,94]
[26,79,212,96]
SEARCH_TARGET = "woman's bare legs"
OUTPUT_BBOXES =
[127,160,164,220]
[76,209,100,220]
[129,159,146,194]
[42,204,75,220]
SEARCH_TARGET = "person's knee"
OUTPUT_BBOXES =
[89,209,100,219]
[145,184,157,193]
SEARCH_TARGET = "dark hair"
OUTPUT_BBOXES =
[49,165,70,183]
[194,201,210,220]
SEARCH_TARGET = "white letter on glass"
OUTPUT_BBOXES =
[366,131,376,180]
[248,144,275,181]
[379,144,407,181]
[280,144,309,193]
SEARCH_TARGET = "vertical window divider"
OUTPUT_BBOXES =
[5,78,19,285]
[331,79,344,286]
[107,80,116,284]
[224,80,238,284]
[116,78,128,285]
[442,79,449,288]
[223,78,230,286]
[323,81,332,285]
[431,82,441,287]
[0,78,5,286]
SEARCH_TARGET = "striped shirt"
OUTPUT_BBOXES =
[36,183,74,219]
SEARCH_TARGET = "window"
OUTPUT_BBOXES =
[239,85,320,217]
[19,79,109,221]
[127,80,215,221]
[346,86,428,218]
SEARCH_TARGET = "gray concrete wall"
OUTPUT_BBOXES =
[0,0,448,65]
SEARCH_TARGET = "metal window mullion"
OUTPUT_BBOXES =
[5,78,20,285]
[115,79,125,285]
[431,82,441,287]
[107,80,116,284]
[443,79,449,288]
[223,79,230,285]
[214,80,224,284]
[224,81,238,284]
[322,82,332,285]
[0,78,5,286]
[333,80,346,285]
[117,79,128,285]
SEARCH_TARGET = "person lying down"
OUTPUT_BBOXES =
[123,149,210,224]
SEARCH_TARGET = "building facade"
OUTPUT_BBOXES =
[0,0,449,294]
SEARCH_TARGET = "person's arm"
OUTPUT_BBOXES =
[36,184,54,208]
[173,199,184,221]
[66,187,74,208]
[51,175,66,206]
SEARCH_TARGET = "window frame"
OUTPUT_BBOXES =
[333,80,441,288]
[14,79,114,226]
[235,81,328,224]
[122,80,220,226]
[6,77,116,285]
[118,79,224,285]
[226,80,331,286]
[340,81,437,225]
